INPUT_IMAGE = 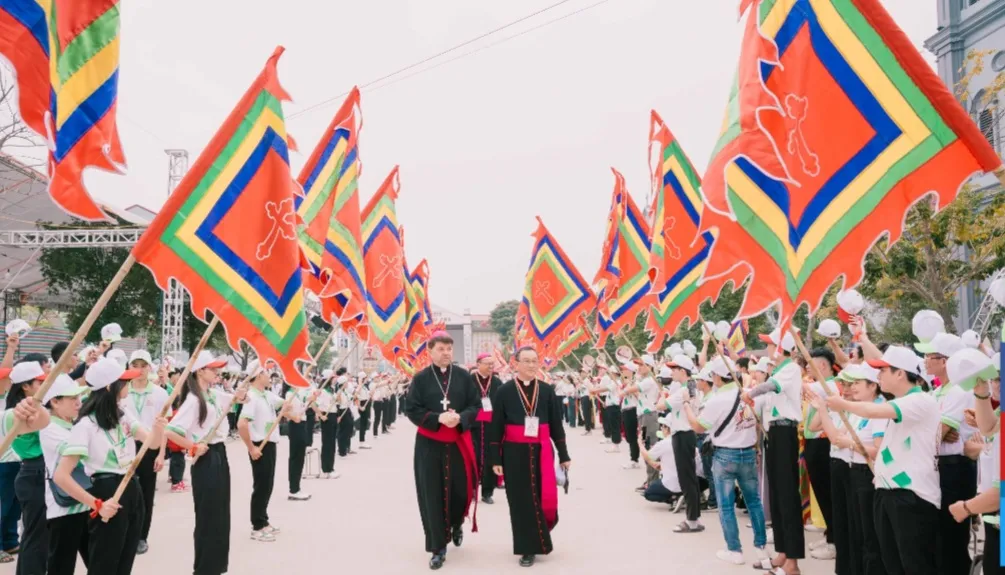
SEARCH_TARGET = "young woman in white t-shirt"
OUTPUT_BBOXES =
[809,365,887,575]
[237,361,287,542]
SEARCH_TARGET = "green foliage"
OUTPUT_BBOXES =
[489,300,520,342]
[308,325,334,370]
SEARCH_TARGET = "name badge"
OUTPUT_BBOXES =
[481,397,493,412]
[524,416,539,438]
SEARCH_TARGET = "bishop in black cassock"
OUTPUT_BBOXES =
[470,355,503,504]
[404,348,481,570]
[490,347,571,567]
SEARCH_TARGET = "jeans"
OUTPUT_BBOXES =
[168,451,186,485]
[696,434,716,506]
[713,447,767,553]
[565,399,577,427]
[0,461,20,551]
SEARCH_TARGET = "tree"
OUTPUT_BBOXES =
[308,325,334,371]
[489,300,520,343]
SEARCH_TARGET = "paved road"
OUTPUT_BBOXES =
[52,420,835,574]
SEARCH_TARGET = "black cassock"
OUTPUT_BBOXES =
[470,373,503,496]
[489,379,570,556]
[404,365,481,553]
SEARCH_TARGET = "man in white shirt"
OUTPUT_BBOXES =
[595,366,622,451]
[666,354,703,533]
[618,361,642,469]
[640,416,707,505]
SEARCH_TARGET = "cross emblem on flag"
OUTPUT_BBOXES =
[257,198,298,261]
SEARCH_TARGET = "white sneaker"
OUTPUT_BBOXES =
[264,524,280,534]
[766,528,774,545]
[755,547,769,561]
[804,524,826,533]
[329,472,341,479]
[622,461,640,470]
[360,444,372,450]
[605,446,621,453]
[288,491,312,501]
[250,530,276,542]
[716,550,745,565]
[600,438,610,445]
[318,472,330,480]
[809,538,828,550]
[810,544,836,560]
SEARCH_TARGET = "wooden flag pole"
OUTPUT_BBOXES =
[697,312,764,448]
[189,376,251,465]
[103,315,221,520]
[0,254,137,456]
[787,326,873,469]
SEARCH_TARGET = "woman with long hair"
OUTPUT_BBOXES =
[236,360,286,542]
[315,372,339,480]
[164,351,241,575]
[53,358,167,575]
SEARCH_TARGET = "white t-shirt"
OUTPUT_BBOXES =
[648,437,682,492]
[804,379,837,440]
[239,388,284,443]
[848,402,889,465]
[763,359,803,425]
[121,383,171,432]
[873,387,941,508]
[934,382,976,457]
[167,389,234,445]
[316,389,335,413]
[357,383,371,402]
[621,379,639,410]
[286,388,311,420]
[637,377,659,414]
[40,417,90,519]
[699,383,757,449]
[666,384,692,434]
[601,376,618,407]
[63,413,141,477]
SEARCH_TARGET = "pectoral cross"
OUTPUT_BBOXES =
[256,198,298,261]
[440,397,450,411]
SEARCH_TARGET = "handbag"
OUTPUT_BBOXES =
[48,462,92,508]
[700,387,743,458]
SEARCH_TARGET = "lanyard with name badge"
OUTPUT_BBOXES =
[476,374,493,412]
[515,378,540,438]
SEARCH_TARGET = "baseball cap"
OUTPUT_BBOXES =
[4,319,30,338]
[77,346,96,363]
[694,367,714,383]
[946,348,999,392]
[620,361,638,374]
[960,330,980,350]
[85,357,141,390]
[757,328,797,352]
[667,355,695,373]
[641,354,656,368]
[658,365,673,379]
[836,289,865,320]
[816,319,842,339]
[244,359,268,379]
[321,369,334,379]
[336,375,348,385]
[657,415,672,427]
[708,355,737,379]
[129,350,153,366]
[866,346,921,375]
[681,340,697,358]
[107,349,128,369]
[837,363,880,384]
[666,343,683,358]
[357,371,367,379]
[191,351,227,372]
[911,310,945,343]
[9,361,45,384]
[100,322,123,343]
[42,374,89,405]
[913,332,964,357]
[749,357,772,374]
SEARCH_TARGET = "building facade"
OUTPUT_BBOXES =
[430,305,502,366]
[925,0,1005,330]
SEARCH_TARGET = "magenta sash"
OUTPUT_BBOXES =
[417,425,479,532]
[503,423,557,529]
[475,409,492,423]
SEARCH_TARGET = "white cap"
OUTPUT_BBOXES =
[990,274,1005,307]
[667,354,695,373]
[657,415,672,427]
[960,330,980,349]
[100,322,123,343]
[191,351,227,372]
[816,319,841,339]
[4,319,29,338]
[867,345,921,375]
[913,332,964,357]
[10,361,45,385]
[681,340,697,358]
[694,367,714,383]
[667,343,683,358]
[946,348,999,391]
[658,365,673,379]
[106,349,127,369]
[836,289,864,315]
[85,357,141,390]
[912,310,945,343]
[837,363,880,384]
[703,321,716,335]
[708,355,737,379]
[336,375,348,385]
[244,359,267,379]
[357,371,367,379]
[620,361,638,374]
[42,374,88,405]
[321,369,334,379]
[77,346,95,363]
[758,328,797,352]
[129,350,153,366]
[714,321,731,341]
[641,354,656,368]
[750,357,772,374]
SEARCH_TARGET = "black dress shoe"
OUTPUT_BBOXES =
[519,554,536,567]
[482,495,494,505]
[429,551,446,570]
[451,525,463,547]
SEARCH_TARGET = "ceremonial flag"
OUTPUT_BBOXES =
[399,227,428,356]
[727,319,749,356]
[361,167,407,363]
[409,259,433,327]
[700,0,1003,325]
[1,0,126,221]
[645,110,747,352]
[131,47,312,386]
[593,177,623,315]
[554,316,590,362]
[294,87,366,331]
[595,169,653,347]
[515,217,596,357]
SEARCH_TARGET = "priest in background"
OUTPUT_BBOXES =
[405,332,482,570]
[490,346,572,567]
[470,353,503,505]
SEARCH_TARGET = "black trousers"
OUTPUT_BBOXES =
[581,398,594,431]
[191,444,230,575]
[358,403,371,443]
[937,455,978,575]
[603,406,622,444]
[288,421,309,493]
[319,415,338,473]
[985,523,1001,575]
[132,440,158,541]
[337,409,354,455]
[829,460,855,575]
[384,398,393,430]
[849,464,884,575]
[15,457,48,575]
[168,450,186,485]
[46,512,89,575]
[766,424,804,559]
[86,475,143,575]
[804,437,834,543]
[470,422,496,499]
[622,409,640,462]
[249,442,276,531]
[873,488,938,575]
[372,400,384,436]
[672,431,701,522]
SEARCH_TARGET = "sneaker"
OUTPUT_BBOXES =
[319,472,330,480]
[136,540,149,554]
[810,544,836,560]
[330,472,341,479]
[264,524,281,534]
[716,550,745,565]
[600,438,610,445]
[622,461,640,470]
[250,530,276,542]
[672,497,685,514]
[288,491,312,501]
[360,444,372,450]
[809,538,828,551]
[171,483,187,493]
[605,446,621,453]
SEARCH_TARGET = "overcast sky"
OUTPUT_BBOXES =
[10,0,939,314]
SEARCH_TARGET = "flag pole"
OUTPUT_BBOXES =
[0,254,137,456]
[103,314,221,520]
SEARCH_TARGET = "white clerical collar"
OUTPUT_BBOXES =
[517,377,536,386]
